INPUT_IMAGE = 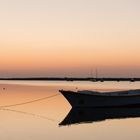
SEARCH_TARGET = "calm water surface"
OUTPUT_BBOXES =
[0,81,140,140]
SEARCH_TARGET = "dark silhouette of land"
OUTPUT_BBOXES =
[0,77,139,82]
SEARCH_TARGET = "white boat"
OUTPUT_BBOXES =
[59,89,140,107]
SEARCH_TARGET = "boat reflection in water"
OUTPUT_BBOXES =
[59,107,140,126]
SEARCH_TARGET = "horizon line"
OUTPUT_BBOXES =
[0,77,139,82]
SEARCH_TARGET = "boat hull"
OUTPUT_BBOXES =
[60,90,140,107]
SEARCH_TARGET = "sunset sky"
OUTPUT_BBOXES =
[0,0,140,77]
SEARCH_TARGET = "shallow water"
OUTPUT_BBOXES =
[0,81,140,140]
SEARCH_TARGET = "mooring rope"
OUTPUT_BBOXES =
[1,108,59,122]
[0,93,60,108]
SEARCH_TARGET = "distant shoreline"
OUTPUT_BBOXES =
[0,77,139,82]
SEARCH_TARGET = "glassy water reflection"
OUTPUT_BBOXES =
[60,107,140,126]
[0,81,140,140]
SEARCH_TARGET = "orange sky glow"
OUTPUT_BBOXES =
[0,0,140,77]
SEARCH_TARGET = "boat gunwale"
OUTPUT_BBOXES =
[59,90,140,97]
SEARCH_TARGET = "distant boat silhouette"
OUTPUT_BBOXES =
[59,89,140,107]
[59,107,140,126]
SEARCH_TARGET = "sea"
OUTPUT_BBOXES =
[0,80,140,140]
